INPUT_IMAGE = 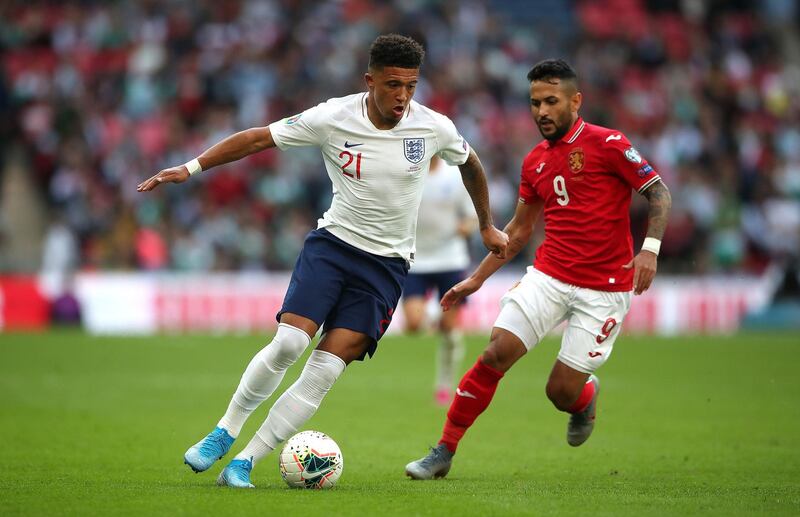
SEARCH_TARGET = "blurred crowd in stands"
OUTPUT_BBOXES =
[1,0,799,278]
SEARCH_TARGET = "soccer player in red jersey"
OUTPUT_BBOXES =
[406,59,672,479]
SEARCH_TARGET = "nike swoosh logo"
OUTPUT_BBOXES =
[535,162,546,173]
[300,467,334,480]
[344,141,363,148]
[456,388,477,399]
[605,134,622,142]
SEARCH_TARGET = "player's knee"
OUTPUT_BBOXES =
[405,319,423,334]
[480,332,525,373]
[480,345,514,373]
[438,316,456,334]
[266,323,312,370]
[305,350,346,388]
[545,381,574,411]
[479,346,500,370]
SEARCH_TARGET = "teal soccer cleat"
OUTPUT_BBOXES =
[184,427,235,473]
[217,458,255,488]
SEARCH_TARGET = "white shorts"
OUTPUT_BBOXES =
[493,267,632,374]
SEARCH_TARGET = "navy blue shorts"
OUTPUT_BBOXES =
[278,228,408,360]
[403,269,466,301]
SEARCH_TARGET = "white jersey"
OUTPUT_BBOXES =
[411,160,476,273]
[269,93,470,262]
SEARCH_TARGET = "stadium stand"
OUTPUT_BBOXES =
[0,0,798,282]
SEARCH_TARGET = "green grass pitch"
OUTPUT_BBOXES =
[1,330,798,516]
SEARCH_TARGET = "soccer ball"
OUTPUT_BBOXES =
[279,430,343,489]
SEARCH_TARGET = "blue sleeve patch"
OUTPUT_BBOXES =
[637,163,654,177]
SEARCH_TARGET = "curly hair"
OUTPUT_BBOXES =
[527,59,578,85]
[368,34,425,70]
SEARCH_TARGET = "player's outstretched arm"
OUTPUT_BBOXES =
[441,198,543,311]
[137,127,275,192]
[623,180,672,295]
[458,150,509,258]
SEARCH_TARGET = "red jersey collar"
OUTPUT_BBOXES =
[547,117,585,147]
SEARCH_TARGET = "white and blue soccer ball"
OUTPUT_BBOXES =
[279,430,343,489]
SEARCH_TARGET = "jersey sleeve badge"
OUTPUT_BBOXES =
[637,163,654,177]
[624,146,643,163]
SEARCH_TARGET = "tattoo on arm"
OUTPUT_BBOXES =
[642,181,672,240]
[458,150,493,230]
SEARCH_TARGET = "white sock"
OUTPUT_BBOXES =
[436,331,465,390]
[217,324,311,437]
[235,349,346,465]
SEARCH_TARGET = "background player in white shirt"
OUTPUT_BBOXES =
[404,155,477,405]
[137,34,508,488]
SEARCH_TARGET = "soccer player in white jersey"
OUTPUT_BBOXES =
[403,155,477,406]
[137,34,508,488]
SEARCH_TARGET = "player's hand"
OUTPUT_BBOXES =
[623,251,658,295]
[481,225,509,259]
[137,165,190,192]
[441,276,482,312]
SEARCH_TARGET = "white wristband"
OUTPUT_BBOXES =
[641,237,661,256]
[184,158,202,176]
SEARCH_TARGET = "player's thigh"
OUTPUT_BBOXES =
[402,272,431,331]
[433,270,466,333]
[559,289,632,374]
[402,297,427,332]
[278,230,347,327]
[324,252,407,361]
[493,267,570,351]
[325,285,399,359]
[317,328,374,365]
[481,326,528,372]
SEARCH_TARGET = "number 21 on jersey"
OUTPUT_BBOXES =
[553,175,569,206]
[339,151,362,180]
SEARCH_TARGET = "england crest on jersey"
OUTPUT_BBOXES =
[404,138,425,164]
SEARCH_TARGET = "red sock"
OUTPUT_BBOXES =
[567,378,596,414]
[439,358,504,453]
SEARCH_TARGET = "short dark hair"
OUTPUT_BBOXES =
[368,34,425,70]
[527,59,577,85]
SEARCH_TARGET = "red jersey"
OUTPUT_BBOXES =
[519,118,661,292]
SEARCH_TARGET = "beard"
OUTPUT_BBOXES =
[537,115,571,142]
